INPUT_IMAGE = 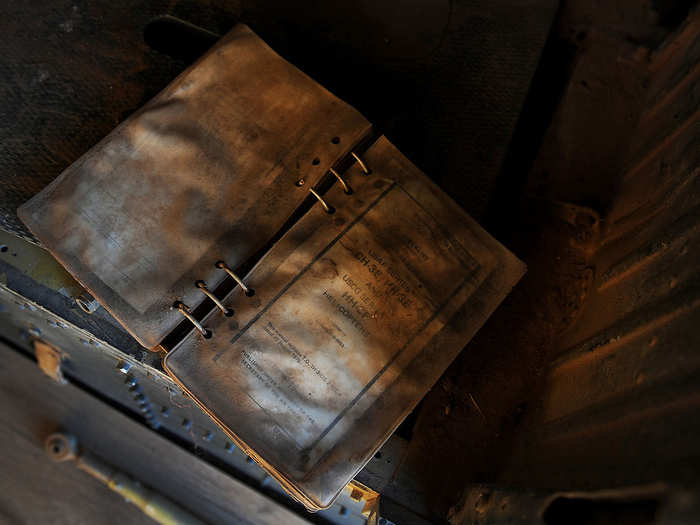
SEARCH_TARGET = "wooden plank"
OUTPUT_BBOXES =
[0,342,310,525]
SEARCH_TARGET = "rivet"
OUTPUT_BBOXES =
[75,291,100,314]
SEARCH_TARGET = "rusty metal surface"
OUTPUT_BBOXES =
[165,137,525,510]
[442,5,700,512]
[521,8,700,486]
[537,9,697,478]
[19,24,371,349]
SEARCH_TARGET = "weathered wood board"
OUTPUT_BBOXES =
[0,342,310,525]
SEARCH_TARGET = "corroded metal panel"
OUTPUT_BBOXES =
[497,8,700,494]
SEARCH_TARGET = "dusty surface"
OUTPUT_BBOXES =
[0,0,697,523]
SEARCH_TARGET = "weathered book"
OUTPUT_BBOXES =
[18,24,525,510]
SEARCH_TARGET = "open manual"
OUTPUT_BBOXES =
[18,24,526,510]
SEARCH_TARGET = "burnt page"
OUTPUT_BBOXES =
[18,24,370,348]
[164,137,526,509]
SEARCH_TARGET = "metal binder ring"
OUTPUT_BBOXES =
[309,188,334,214]
[195,281,233,317]
[329,168,352,194]
[351,152,370,175]
[173,302,210,338]
[215,261,254,297]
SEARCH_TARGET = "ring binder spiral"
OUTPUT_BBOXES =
[18,24,525,512]
[308,188,334,214]
[215,261,253,297]
[195,281,233,317]
[350,151,370,174]
[173,302,209,338]
[329,168,352,194]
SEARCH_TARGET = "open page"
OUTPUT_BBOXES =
[164,137,526,509]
